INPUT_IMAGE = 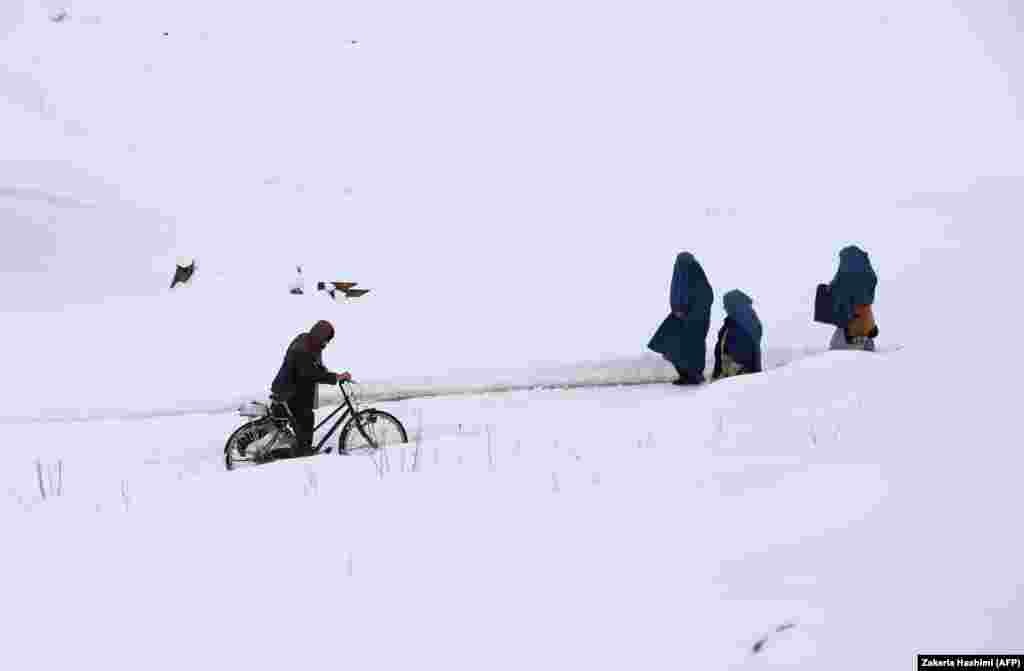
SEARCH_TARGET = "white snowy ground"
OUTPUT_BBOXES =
[3,1,1024,669]
[2,347,1021,670]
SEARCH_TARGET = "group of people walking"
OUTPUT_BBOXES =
[265,245,880,459]
[648,246,879,386]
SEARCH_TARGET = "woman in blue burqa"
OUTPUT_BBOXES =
[827,246,879,352]
[712,290,763,380]
[648,252,714,385]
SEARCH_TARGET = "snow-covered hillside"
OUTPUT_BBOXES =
[2,1,1024,669]
[3,349,1022,669]
[3,2,1021,394]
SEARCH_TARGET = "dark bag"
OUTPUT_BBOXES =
[814,284,836,325]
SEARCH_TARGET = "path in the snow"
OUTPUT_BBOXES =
[0,349,899,513]
[0,344,903,425]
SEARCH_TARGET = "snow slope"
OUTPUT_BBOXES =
[2,2,1019,417]
[3,1,1024,669]
[2,349,1021,669]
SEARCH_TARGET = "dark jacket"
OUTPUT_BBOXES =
[648,252,714,374]
[270,332,337,408]
[712,290,763,378]
[829,246,877,328]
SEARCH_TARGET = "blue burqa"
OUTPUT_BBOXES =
[648,252,713,375]
[716,289,763,374]
[829,246,877,327]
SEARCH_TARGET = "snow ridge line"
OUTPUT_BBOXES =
[0,346,900,425]
[0,376,678,426]
[0,185,99,209]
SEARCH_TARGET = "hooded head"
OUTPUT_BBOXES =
[670,252,713,315]
[837,246,874,277]
[723,289,762,342]
[308,320,335,349]
[830,246,877,325]
[723,289,753,314]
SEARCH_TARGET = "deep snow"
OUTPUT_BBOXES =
[2,350,1022,669]
[3,1,1024,669]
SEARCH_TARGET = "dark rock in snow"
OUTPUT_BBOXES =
[170,258,196,289]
